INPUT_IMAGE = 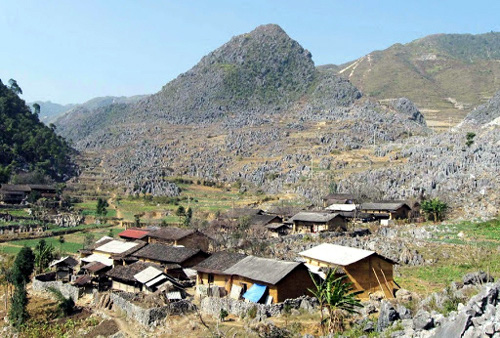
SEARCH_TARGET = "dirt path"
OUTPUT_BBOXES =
[103,309,139,337]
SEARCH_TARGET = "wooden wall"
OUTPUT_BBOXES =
[306,256,395,299]
[112,280,141,293]
[228,266,313,304]
[274,265,314,303]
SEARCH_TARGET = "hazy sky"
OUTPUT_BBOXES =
[2,1,500,104]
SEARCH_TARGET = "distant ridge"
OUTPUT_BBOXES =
[326,31,500,127]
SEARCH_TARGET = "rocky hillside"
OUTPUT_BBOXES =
[56,24,429,197]
[328,32,500,128]
[338,91,500,216]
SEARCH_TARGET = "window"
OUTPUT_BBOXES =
[208,274,214,283]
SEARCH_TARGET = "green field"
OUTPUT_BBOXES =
[0,225,123,255]
[396,218,500,294]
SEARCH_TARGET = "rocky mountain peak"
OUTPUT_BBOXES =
[148,24,317,123]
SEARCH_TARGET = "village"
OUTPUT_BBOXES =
[1,180,499,337]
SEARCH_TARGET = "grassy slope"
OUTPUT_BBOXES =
[397,218,500,294]
[334,33,500,128]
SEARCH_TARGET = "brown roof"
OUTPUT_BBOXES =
[106,261,163,283]
[0,184,31,192]
[82,261,108,273]
[265,223,288,230]
[193,251,247,274]
[147,227,196,241]
[73,275,92,287]
[132,243,201,264]
[249,215,282,227]
[28,184,56,192]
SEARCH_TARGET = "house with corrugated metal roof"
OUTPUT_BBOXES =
[299,243,397,299]
[290,212,346,233]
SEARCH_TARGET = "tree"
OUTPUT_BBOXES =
[308,269,363,334]
[421,198,448,222]
[183,207,193,226]
[34,239,55,274]
[0,255,14,311]
[96,198,109,216]
[175,206,186,217]
[9,286,28,329]
[83,233,95,249]
[10,247,35,286]
[32,103,40,115]
[466,132,476,147]
[8,79,22,95]
[8,247,34,329]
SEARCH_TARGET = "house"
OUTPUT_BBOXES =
[106,261,184,294]
[290,212,346,233]
[299,243,397,299]
[80,261,111,278]
[265,223,290,237]
[249,214,282,227]
[223,256,314,304]
[0,184,58,204]
[322,194,357,207]
[28,184,57,198]
[106,261,164,293]
[49,256,79,281]
[0,189,25,204]
[146,227,211,251]
[358,202,411,220]
[193,251,247,295]
[81,239,142,267]
[118,228,150,241]
[132,243,209,268]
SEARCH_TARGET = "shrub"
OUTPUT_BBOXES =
[247,306,257,319]
[219,309,229,322]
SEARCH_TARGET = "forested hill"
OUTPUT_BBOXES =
[0,79,75,183]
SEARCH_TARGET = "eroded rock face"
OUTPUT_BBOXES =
[392,97,427,126]
[377,300,400,331]
[463,89,500,126]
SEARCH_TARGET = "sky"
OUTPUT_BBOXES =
[2,1,500,104]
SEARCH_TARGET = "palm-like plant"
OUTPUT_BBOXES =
[34,239,55,274]
[309,268,363,333]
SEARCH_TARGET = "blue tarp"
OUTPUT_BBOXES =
[242,283,267,303]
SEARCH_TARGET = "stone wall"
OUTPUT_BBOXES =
[107,292,195,327]
[32,277,81,302]
[200,296,318,321]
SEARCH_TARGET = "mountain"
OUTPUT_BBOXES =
[28,101,75,124]
[328,32,500,128]
[30,95,147,125]
[0,80,75,183]
[56,24,429,197]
